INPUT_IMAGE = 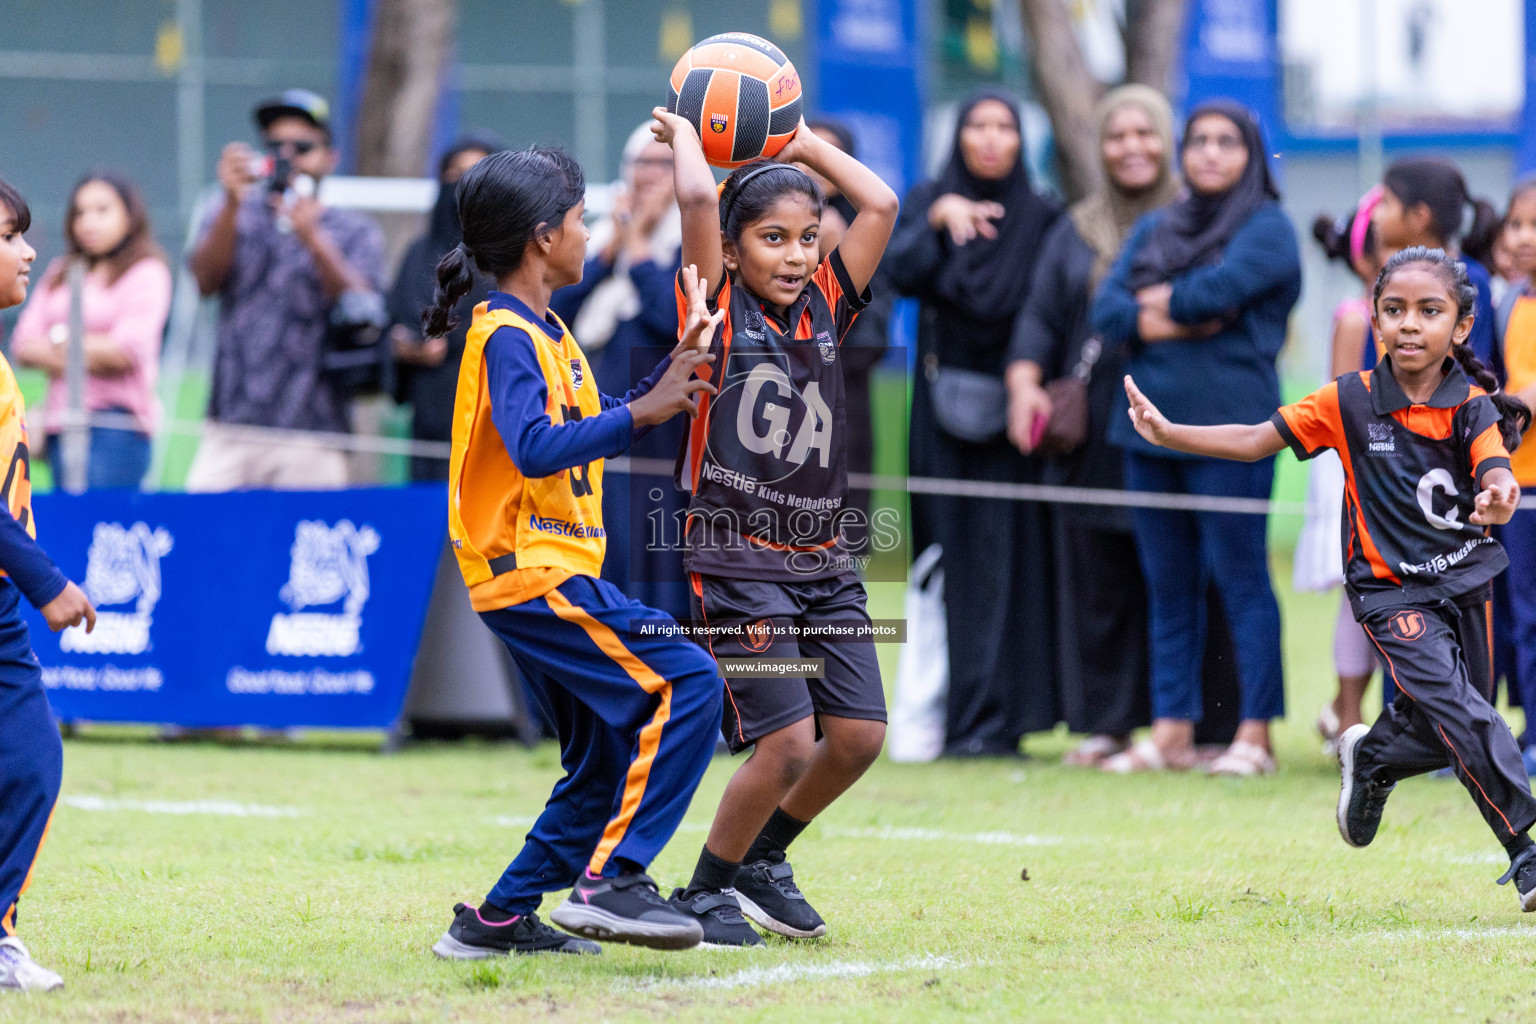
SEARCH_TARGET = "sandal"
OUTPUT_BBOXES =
[1103,738,1174,774]
[1316,703,1342,756]
[1206,740,1276,777]
[1064,735,1127,767]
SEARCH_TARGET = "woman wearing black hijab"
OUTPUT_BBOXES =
[889,91,1062,757]
[386,132,503,481]
[1092,100,1301,776]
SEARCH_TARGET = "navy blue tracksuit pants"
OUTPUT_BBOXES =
[0,580,62,936]
[479,574,723,916]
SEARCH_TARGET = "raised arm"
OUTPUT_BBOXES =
[774,124,898,294]
[652,108,723,298]
[1123,375,1285,462]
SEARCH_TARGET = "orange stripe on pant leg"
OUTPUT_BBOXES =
[1437,722,1518,837]
[541,588,673,875]
[2,803,56,936]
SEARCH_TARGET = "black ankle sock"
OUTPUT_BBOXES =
[745,807,810,864]
[684,845,741,895]
[477,900,519,923]
[1505,832,1535,861]
[612,856,644,877]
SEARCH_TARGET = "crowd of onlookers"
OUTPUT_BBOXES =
[11,84,1536,772]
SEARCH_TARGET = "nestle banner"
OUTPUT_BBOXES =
[26,486,445,729]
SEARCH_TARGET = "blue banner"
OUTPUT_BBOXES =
[28,486,445,730]
[812,0,924,196]
[1180,0,1280,132]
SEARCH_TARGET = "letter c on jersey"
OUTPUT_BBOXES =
[1416,468,1462,531]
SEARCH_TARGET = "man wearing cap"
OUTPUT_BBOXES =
[187,89,385,490]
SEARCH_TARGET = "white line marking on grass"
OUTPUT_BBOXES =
[62,796,306,818]
[489,817,1061,848]
[1446,851,1506,865]
[625,953,963,992]
[822,826,1063,847]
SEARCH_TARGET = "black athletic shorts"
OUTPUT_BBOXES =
[689,570,887,754]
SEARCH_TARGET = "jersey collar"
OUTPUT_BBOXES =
[1371,355,1470,414]
[487,290,565,343]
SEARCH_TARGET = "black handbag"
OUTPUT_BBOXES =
[924,353,1007,444]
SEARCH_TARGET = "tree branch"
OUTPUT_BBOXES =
[1017,0,1104,203]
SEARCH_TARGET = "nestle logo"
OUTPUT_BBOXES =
[1367,422,1395,454]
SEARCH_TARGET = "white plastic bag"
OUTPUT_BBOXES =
[889,544,948,762]
[1293,449,1346,593]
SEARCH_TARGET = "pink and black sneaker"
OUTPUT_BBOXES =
[432,902,600,958]
[549,870,703,950]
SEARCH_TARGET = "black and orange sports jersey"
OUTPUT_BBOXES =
[675,249,870,581]
[1272,355,1511,616]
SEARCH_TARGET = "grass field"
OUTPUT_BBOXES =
[6,560,1536,1022]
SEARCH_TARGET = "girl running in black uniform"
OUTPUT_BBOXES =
[1125,246,1536,908]
[649,103,898,945]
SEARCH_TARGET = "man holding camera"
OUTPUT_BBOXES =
[186,89,385,491]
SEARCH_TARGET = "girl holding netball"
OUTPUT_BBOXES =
[1126,247,1536,908]
[423,147,732,957]
[649,104,898,945]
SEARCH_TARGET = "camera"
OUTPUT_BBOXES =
[267,155,293,195]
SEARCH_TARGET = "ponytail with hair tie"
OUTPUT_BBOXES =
[1451,340,1531,452]
[423,241,476,338]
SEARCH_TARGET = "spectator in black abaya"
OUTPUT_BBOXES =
[889,91,1061,757]
[387,132,502,481]
[804,118,891,551]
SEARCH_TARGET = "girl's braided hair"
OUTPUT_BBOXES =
[1373,245,1531,451]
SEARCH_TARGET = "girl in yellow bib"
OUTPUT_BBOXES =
[422,147,728,957]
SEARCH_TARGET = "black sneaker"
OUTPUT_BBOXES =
[549,871,703,950]
[667,887,765,948]
[431,903,600,958]
[734,852,826,938]
[1496,847,1536,912]
[1336,723,1395,848]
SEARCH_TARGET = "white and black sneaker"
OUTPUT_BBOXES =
[734,853,826,938]
[667,888,765,948]
[0,936,62,992]
[1497,847,1536,912]
[432,903,600,958]
[549,871,703,950]
[1337,723,1395,848]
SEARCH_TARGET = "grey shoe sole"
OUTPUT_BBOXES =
[1336,724,1371,848]
[549,901,702,950]
[432,932,504,960]
[431,930,600,958]
[734,891,827,939]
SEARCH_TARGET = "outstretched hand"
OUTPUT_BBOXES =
[1124,375,1173,447]
[678,264,725,353]
[1471,478,1522,525]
